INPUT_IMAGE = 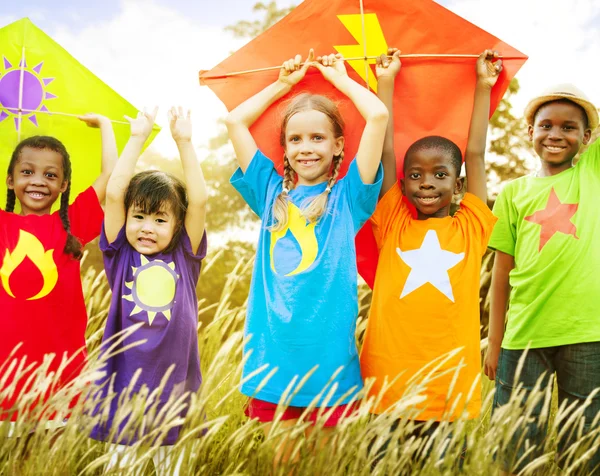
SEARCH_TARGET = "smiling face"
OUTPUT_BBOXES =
[125,204,177,255]
[6,147,67,215]
[529,100,591,175]
[402,147,463,219]
[283,109,345,186]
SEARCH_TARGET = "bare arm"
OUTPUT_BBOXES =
[314,54,389,184]
[79,114,118,202]
[224,51,314,173]
[484,250,514,381]
[170,107,207,254]
[375,49,401,197]
[104,108,158,244]
[465,50,502,204]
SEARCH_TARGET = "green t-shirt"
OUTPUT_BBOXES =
[489,139,600,349]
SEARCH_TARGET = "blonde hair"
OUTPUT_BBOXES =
[270,94,345,232]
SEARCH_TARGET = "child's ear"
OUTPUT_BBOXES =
[528,124,534,141]
[60,180,69,194]
[583,129,592,145]
[454,176,465,195]
[6,175,14,189]
[334,136,345,157]
[400,178,406,195]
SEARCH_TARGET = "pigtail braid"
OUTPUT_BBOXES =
[302,151,344,224]
[59,183,83,260]
[270,154,296,232]
[5,189,16,213]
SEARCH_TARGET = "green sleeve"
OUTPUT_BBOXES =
[488,184,517,256]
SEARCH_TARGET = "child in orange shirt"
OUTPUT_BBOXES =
[360,50,502,457]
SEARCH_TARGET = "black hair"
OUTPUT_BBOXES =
[533,99,589,129]
[404,136,463,176]
[6,136,82,260]
[124,170,188,254]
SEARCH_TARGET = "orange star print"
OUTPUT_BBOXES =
[525,187,579,251]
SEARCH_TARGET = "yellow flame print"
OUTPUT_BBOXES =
[0,230,58,300]
[270,202,319,276]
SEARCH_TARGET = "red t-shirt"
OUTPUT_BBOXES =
[0,187,103,421]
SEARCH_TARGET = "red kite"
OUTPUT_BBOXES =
[200,0,527,287]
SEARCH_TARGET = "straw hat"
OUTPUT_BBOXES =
[524,83,599,131]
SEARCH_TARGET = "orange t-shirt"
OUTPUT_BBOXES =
[360,183,496,420]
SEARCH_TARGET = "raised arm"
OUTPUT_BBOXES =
[225,50,315,172]
[483,250,514,381]
[314,54,389,184]
[79,114,118,202]
[169,107,207,254]
[104,107,158,244]
[375,48,402,197]
[464,50,502,203]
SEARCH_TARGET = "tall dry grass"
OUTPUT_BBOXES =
[1,252,599,475]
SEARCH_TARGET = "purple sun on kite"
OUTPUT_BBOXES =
[0,56,56,131]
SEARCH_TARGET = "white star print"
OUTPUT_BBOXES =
[396,230,464,302]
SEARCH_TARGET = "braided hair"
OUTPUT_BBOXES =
[270,93,345,231]
[6,136,82,260]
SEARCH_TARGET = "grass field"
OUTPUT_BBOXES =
[1,253,598,475]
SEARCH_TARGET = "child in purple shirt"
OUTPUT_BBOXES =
[90,107,207,474]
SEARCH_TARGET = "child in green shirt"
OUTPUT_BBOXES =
[485,84,599,474]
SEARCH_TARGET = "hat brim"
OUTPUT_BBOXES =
[525,94,599,131]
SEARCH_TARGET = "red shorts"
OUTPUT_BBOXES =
[245,398,358,427]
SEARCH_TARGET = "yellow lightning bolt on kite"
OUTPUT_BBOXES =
[334,14,388,92]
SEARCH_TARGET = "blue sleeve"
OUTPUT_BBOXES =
[230,150,283,218]
[341,159,384,232]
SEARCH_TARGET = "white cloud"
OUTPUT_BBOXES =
[443,0,600,113]
[52,0,245,157]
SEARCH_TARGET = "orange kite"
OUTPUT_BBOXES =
[200,0,527,286]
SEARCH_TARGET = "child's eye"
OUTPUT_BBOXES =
[435,172,447,179]
[21,170,33,175]
[289,136,300,142]
[45,173,57,178]
[156,218,167,224]
[540,124,551,129]
[410,173,420,179]
[313,135,323,141]
[133,214,144,220]
[563,125,575,131]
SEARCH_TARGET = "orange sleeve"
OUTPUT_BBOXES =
[454,192,498,255]
[370,182,410,249]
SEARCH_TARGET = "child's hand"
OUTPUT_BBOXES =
[168,106,192,143]
[483,341,501,381]
[376,48,402,80]
[278,49,314,87]
[124,107,158,138]
[78,113,110,128]
[313,53,348,83]
[476,50,502,90]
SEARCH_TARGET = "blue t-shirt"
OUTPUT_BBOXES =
[231,150,382,406]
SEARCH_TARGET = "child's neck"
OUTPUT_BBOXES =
[537,159,574,178]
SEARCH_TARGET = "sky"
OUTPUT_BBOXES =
[1,0,599,158]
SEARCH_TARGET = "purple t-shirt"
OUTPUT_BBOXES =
[90,225,207,445]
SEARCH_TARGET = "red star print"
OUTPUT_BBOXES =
[525,188,579,251]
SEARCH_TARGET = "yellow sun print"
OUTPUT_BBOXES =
[122,255,179,325]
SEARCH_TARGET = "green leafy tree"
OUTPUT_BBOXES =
[225,1,295,38]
